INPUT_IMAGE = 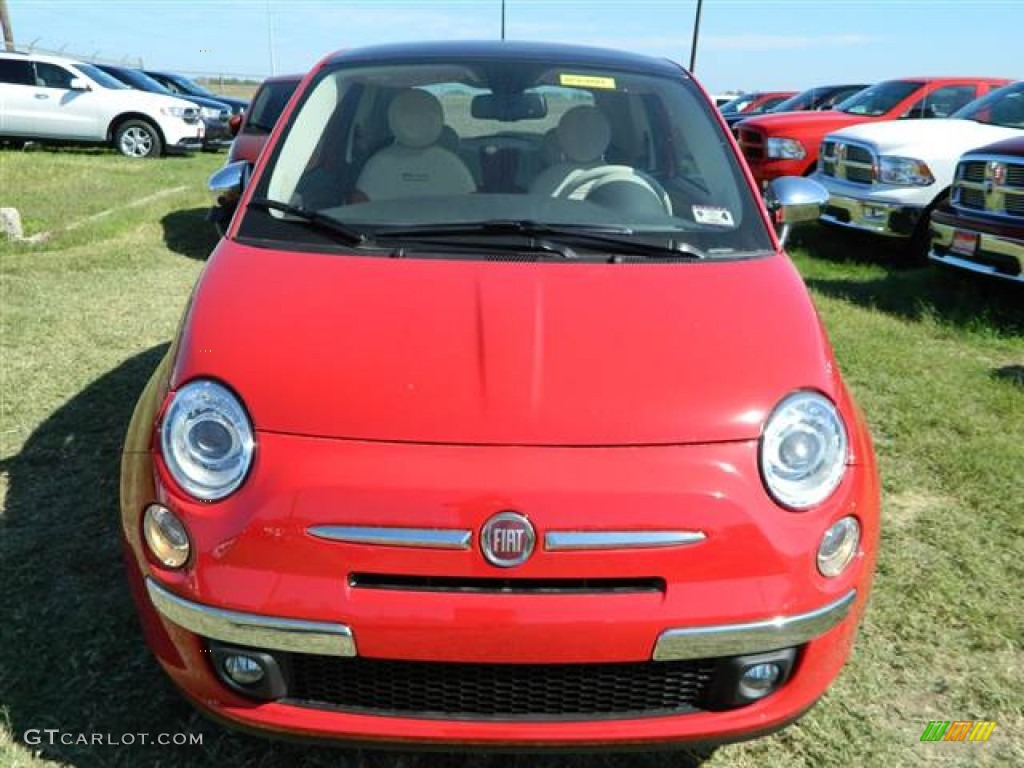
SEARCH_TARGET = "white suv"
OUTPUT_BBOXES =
[0,52,205,158]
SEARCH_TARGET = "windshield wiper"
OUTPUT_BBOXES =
[376,220,705,260]
[248,198,368,245]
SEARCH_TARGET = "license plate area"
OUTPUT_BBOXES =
[951,230,978,256]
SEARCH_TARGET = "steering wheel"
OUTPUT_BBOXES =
[557,165,673,216]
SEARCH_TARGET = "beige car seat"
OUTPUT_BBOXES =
[355,90,476,201]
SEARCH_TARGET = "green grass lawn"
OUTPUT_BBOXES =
[1,148,1021,768]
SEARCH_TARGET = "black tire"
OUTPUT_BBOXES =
[114,119,163,159]
[907,192,949,265]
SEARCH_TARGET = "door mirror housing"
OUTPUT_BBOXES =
[764,176,828,246]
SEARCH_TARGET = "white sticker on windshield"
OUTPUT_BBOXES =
[692,205,735,227]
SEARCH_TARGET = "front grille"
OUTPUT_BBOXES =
[350,573,666,594]
[960,160,987,183]
[820,140,874,184]
[1007,164,1024,189]
[738,128,764,161]
[286,654,716,720]
[1005,191,1024,216]
[956,187,986,211]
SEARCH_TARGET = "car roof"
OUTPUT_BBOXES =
[324,40,686,79]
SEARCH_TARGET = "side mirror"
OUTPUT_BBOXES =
[207,161,253,236]
[69,78,90,91]
[228,113,243,137]
[764,176,828,246]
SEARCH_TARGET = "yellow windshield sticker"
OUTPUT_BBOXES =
[559,74,617,90]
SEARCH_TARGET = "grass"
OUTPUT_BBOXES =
[1,148,1022,768]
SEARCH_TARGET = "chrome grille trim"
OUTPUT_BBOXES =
[544,530,706,551]
[308,526,472,550]
[820,139,875,184]
[952,154,1024,219]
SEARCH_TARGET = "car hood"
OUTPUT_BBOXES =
[126,91,198,112]
[827,118,1022,155]
[172,242,840,446]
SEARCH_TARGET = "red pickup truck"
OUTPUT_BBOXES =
[736,77,1010,185]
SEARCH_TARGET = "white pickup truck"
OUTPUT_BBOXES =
[0,52,204,158]
[811,81,1024,257]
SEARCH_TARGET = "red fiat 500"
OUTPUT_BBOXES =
[121,41,879,749]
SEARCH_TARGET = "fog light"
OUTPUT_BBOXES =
[143,504,190,569]
[818,516,860,577]
[223,654,265,685]
[738,662,782,699]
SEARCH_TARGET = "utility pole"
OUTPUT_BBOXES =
[501,0,506,41]
[688,0,704,72]
[1,0,15,52]
[266,0,277,75]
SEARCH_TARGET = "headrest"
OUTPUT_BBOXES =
[388,90,444,149]
[557,106,611,164]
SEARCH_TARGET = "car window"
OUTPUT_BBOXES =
[0,58,33,86]
[905,84,978,118]
[954,81,1024,128]
[719,95,757,114]
[837,80,922,116]
[33,62,75,90]
[243,58,772,259]
[244,80,299,133]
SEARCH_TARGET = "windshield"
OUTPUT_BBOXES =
[718,94,757,114]
[165,73,215,97]
[953,81,1024,128]
[773,85,865,112]
[75,63,129,90]
[106,67,172,94]
[837,80,922,116]
[242,57,771,260]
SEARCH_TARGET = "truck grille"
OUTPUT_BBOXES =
[286,654,716,720]
[737,128,764,161]
[820,140,875,184]
[952,156,1024,219]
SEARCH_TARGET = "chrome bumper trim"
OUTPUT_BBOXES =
[821,193,921,237]
[545,530,706,551]
[929,220,1024,284]
[308,525,471,550]
[146,578,357,657]
[653,589,857,661]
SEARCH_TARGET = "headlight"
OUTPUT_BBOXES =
[143,504,190,568]
[877,156,934,186]
[765,137,806,160]
[200,106,222,120]
[160,105,189,118]
[760,391,848,509]
[160,379,254,500]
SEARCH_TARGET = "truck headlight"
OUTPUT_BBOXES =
[765,137,806,160]
[160,380,254,501]
[760,391,848,510]
[877,156,934,186]
[160,105,190,118]
[200,106,223,120]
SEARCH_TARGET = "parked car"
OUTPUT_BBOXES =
[144,70,248,116]
[721,85,866,128]
[736,77,1011,185]
[122,40,879,749]
[94,63,232,151]
[930,134,1024,284]
[814,81,1024,258]
[770,84,870,113]
[0,52,203,157]
[226,73,301,165]
[719,90,796,118]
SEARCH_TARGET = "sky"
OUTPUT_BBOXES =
[5,0,1022,93]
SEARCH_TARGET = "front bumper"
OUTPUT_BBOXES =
[146,577,856,662]
[929,215,1024,284]
[201,120,233,150]
[818,187,925,237]
[123,431,878,746]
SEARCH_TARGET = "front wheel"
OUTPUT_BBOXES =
[114,120,163,159]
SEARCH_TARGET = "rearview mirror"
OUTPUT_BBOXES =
[228,114,243,137]
[471,92,548,121]
[764,176,828,246]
